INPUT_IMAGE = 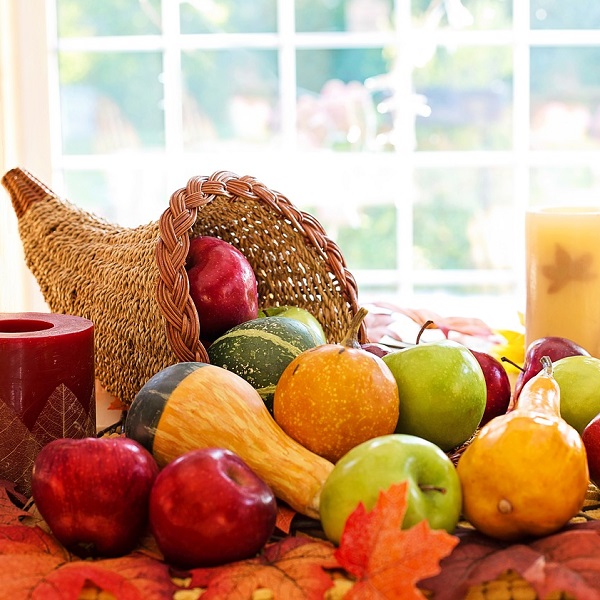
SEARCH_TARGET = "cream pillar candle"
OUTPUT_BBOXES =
[525,206,600,358]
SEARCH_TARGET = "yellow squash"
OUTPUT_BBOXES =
[457,356,589,541]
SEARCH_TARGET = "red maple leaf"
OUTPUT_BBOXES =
[335,481,459,599]
[364,302,495,343]
[186,536,338,599]
[421,522,600,600]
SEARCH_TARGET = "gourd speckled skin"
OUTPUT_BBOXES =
[124,362,334,519]
[457,356,589,541]
[273,307,400,463]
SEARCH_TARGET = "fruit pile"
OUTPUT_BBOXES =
[27,235,600,590]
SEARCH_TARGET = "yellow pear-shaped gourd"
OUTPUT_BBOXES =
[457,356,589,541]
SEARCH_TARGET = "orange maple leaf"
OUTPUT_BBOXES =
[187,536,338,600]
[335,481,459,599]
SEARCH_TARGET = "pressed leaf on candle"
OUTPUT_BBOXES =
[542,244,596,293]
[31,384,96,446]
[0,401,42,496]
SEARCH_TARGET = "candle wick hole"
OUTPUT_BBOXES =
[0,319,55,333]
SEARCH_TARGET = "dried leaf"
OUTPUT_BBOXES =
[0,523,71,600]
[0,524,69,557]
[275,504,296,535]
[0,480,30,526]
[187,536,338,600]
[421,522,600,600]
[335,482,458,599]
[36,553,176,600]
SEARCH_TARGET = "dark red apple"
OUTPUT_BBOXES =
[31,437,158,557]
[186,236,259,343]
[149,447,277,568]
[470,349,512,426]
[513,336,590,402]
[582,412,600,487]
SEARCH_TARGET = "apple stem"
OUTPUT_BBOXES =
[418,484,446,494]
[500,356,524,372]
[416,320,435,345]
[340,307,369,349]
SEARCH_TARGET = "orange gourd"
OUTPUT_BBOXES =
[457,356,589,541]
[272,307,399,463]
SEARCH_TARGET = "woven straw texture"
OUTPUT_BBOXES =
[2,168,363,406]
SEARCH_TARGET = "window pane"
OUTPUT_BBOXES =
[530,167,600,208]
[414,45,512,151]
[413,167,514,271]
[56,0,161,36]
[531,1,600,29]
[412,0,512,30]
[182,50,279,149]
[59,52,164,154]
[62,169,169,227]
[296,48,389,150]
[180,0,277,33]
[296,0,393,33]
[531,47,600,151]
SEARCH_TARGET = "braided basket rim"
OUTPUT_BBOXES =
[155,170,365,363]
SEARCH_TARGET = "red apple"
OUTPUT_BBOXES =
[149,447,277,568]
[582,413,600,488]
[31,437,158,557]
[186,236,259,343]
[514,336,590,402]
[470,349,512,426]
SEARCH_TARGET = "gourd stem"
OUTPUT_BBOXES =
[340,307,369,349]
[541,355,553,376]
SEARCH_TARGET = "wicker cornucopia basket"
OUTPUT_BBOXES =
[2,168,365,406]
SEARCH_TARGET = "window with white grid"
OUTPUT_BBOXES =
[43,0,600,324]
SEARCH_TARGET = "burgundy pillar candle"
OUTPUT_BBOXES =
[0,312,96,495]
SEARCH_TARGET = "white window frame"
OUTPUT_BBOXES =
[2,0,600,325]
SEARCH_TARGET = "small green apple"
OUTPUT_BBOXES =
[319,434,462,545]
[382,339,486,451]
[258,306,326,345]
[552,355,600,434]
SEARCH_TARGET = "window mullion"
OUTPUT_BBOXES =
[277,0,297,150]
[393,0,416,303]
[512,0,531,306]
[161,0,183,192]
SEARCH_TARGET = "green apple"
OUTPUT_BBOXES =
[319,434,462,545]
[552,355,600,434]
[258,305,327,345]
[382,339,486,451]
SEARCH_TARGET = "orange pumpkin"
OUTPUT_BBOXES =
[457,356,589,541]
[272,308,399,463]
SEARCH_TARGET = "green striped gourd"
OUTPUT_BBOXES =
[207,316,321,414]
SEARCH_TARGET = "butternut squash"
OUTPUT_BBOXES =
[457,356,589,541]
[124,362,334,519]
